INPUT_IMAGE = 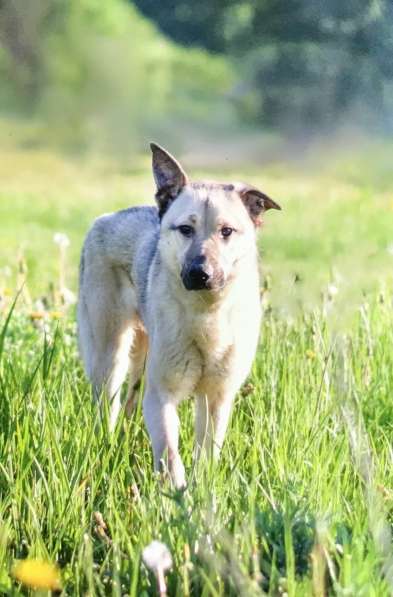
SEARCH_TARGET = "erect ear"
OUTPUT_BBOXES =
[237,184,281,227]
[150,143,189,218]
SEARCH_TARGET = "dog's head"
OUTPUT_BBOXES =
[151,143,281,293]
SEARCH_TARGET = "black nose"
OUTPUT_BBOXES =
[189,266,210,287]
[182,256,210,290]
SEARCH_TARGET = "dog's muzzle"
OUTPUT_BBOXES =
[181,256,211,291]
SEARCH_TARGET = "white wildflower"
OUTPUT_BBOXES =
[1,266,12,278]
[61,287,76,306]
[327,283,338,298]
[142,540,172,596]
[53,233,70,249]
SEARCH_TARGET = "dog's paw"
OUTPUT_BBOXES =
[159,457,187,490]
[170,457,187,490]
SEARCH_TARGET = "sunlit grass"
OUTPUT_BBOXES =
[0,136,393,594]
[0,286,392,594]
[1,134,392,313]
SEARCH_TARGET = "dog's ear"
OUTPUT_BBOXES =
[237,184,281,227]
[150,143,189,218]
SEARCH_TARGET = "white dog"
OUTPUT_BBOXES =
[78,143,280,487]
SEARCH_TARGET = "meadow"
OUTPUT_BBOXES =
[0,133,393,595]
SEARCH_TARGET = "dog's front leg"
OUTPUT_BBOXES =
[195,394,234,461]
[143,387,186,489]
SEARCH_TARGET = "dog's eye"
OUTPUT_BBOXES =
[178,225,194,237]
[221,226,234,238]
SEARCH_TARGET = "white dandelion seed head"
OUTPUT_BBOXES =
[61,287,77,305]
[53,233,70,249]
[142,541,172,572]
[1,266,12,278]
[327,283,339,297]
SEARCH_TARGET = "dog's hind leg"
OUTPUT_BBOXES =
[125,327,148,417]
[78,265,137,430]
[105,325,135,431]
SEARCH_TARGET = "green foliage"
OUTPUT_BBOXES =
[255,502,315,581]
[131,0,235,53]
[0,0,234,152]
[0,136,393,594]
[2,133,393,310]
[2,0,392,139]
[0,281,393,593]
[134,0,393,128]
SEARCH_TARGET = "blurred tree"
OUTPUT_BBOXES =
[133,0,393,128]
[129,0,235,52]
[0,0,234,151]
[0,0,48,103]
[1,0,392,135]
[0,0,71,108]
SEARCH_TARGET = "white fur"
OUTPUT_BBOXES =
[77,147,277,488]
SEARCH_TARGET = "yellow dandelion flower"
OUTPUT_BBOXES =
[306,349,316,360]
[49,311,64,319]
[30,311,46,320]
[12,559,62,591]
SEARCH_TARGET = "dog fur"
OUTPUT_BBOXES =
[77,143,280,487]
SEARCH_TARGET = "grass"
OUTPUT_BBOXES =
[0,133,393,595]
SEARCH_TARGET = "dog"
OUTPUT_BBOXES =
[77,143,281,488]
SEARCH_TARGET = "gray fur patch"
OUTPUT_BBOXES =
[79,246,85,286]
[191,182,234,192]
[135,230,159,320]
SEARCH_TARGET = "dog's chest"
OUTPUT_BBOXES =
[186,311,235,381]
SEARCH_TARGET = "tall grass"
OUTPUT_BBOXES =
[0,138,392,594]
[0,276,392,594]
